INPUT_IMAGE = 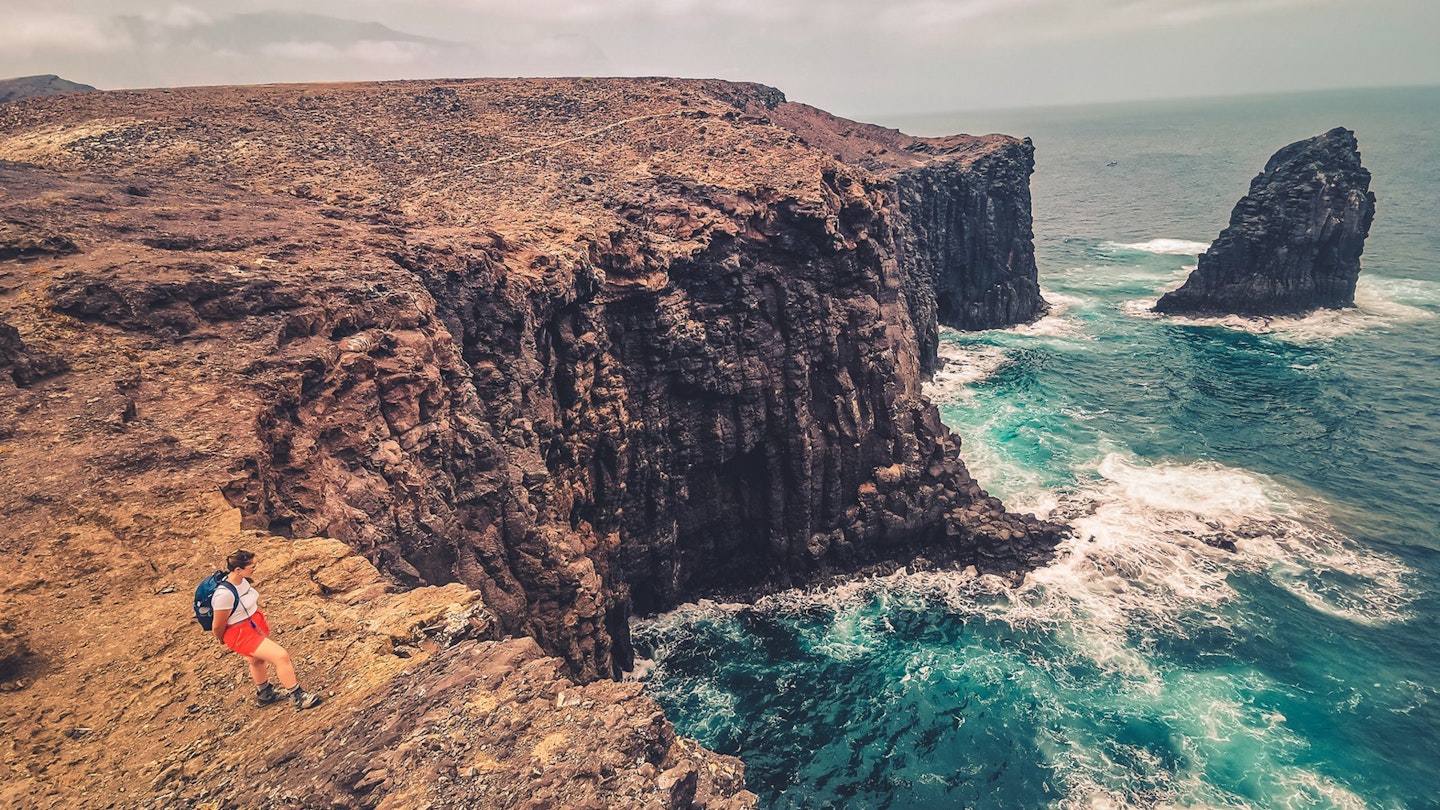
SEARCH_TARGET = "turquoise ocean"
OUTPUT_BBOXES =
[633,86,1440,809]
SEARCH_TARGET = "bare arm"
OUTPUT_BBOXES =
[212,608,231,643]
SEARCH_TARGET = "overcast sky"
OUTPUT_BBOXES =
[2,0,1437,118]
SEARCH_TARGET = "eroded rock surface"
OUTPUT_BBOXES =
[219,636,754,810]
[1155,127,1375,316]
[0,78,1063,807]
[757,104,1048,370]
[1,317,67,386]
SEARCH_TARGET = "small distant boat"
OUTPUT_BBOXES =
[1106,161,1118,167]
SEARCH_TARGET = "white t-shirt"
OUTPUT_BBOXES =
[210,579,259,625]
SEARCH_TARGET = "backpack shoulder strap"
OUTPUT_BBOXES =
[215,578,242,612]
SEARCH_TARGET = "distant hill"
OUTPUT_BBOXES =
[0,75,95,104]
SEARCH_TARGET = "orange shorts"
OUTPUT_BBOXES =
[222,609,270,657]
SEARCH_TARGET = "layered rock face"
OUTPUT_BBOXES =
[0,80,1065,807]
[1154,127,1375,316]
[757,103,1048,371]
[890,142,1047,370]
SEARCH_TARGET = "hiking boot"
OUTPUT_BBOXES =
[287,686,323,711]
[255,682,283,707]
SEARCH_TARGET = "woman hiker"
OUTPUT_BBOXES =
[211,549,323,710]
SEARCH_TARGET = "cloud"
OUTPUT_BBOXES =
[0,12,129,55]
[259,39,434,66]
[103,11,466,73]
[139,4,212,29]
[175,12,451,53]
[1105,0,1340,27]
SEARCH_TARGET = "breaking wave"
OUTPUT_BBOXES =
[925,343,1011,403]
[1104,238,1211,255]
[1128,277,1436,339]
[1020,454,1415,631]
[633,454,1411,809]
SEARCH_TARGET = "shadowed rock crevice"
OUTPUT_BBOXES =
[1,318,68,386]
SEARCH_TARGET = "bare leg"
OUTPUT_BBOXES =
[248,638,298,689]
[243,654,269,686]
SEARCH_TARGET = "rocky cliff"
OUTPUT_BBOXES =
[890,141,1047,370]
[756,102,1048,371]
[1154,127,1375,316]
[0,78,1061,807]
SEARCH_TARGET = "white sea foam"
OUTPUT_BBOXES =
[1040,288,1084,316]
[642,456,1413,656]
[1133,278,1436,339]
[925,343,1011,403]
[1044,663,1374,810]
[1105,238,1211,255]
[808,602,881,661]
[1368,274,1440,308]
[852,454,1416,653]
[635,456,1413,808]
[1267,770,1371,810]
[1122,298,1166,319]
[924,298,1091,404]
[1005,288,1089,337]
[625,655,658,682]
[1032,455,1413,628]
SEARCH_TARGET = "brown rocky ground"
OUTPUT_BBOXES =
[0,162,751,809]
[0,77,1060,808]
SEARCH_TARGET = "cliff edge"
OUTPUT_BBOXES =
[0,78,1062,808]
[1154,127,1375,316]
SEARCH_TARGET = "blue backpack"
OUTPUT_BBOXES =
[193,571,241,631]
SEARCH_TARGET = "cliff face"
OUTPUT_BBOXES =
[756,103,1048,372]
[0,165,755,809]
[0,78,1061,807]
[1154,127,1376,316]
[890,140,1046,370]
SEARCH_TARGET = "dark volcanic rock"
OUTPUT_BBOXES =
[0,77,1072,809]
[0,218,80,262]
[891,138,1047,369]
[759,104,1049,370]
[0,75,95,104]
[1154,127,1375,316]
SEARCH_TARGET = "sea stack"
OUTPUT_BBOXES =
[1154,127,1375,316]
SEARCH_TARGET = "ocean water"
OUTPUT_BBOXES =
[633,87,1440,809]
